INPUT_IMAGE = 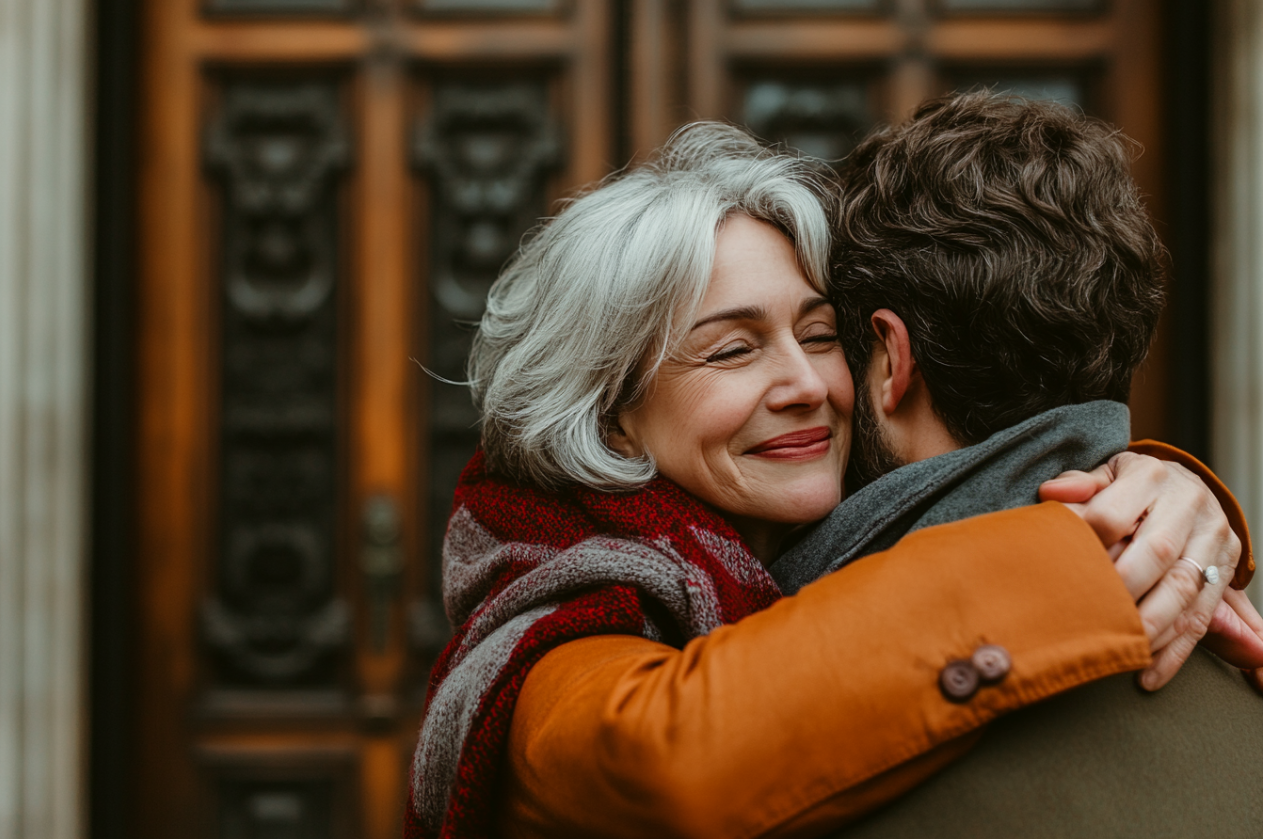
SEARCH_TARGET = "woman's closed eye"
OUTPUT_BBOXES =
[799,324,840,349]
[704,342,754,364]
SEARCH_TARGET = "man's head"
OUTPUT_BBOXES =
[833,91,1166,487]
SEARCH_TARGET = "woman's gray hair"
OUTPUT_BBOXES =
[469,122,835,490]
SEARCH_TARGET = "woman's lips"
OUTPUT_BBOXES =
[745,426,832,460]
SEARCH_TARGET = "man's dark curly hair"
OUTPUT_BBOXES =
[833,90,1166,448]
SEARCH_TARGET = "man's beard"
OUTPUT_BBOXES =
[845,371,905,493]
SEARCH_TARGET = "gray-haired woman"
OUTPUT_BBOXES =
[404,123,1246,839]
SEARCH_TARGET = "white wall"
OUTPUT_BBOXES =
[0,0,91,837]
[1213,0,1263,612]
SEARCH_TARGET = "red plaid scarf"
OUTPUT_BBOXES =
[405,451,784,837]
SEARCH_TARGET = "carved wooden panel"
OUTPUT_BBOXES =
[205,0,357,15]
[740,78,876,161]
[410,81,562,657]
[202,80,351,691]
[200,748,357,839]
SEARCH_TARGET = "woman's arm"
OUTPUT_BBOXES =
[499,503,1148,839]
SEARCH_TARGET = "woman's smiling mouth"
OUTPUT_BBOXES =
[745,426,833,460]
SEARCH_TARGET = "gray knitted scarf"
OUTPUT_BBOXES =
[770,401,1131,596]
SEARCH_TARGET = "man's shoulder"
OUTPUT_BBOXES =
[840,647,1263,838]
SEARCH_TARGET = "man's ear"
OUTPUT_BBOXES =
[870,309,916,416]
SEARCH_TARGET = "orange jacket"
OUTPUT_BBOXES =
[497,446,1253,839]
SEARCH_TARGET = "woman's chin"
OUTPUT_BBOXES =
[753,482,842,525]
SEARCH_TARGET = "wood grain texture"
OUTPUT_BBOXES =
[136,1,207,836]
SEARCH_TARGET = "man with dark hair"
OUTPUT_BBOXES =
[769,91,1263,836]
[773,92,1251,620]
[833,91,1165,487]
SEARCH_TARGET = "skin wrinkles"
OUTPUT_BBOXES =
[611,215,854,564]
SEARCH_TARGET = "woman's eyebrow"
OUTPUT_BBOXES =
[800,296,831,316]
[688,305,767,332]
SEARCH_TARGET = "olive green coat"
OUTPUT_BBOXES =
[842,648,1263,839]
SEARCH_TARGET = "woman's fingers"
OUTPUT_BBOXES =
[1108,455,1218,600]
[1130,470,1242,688]
[1225,586,1263,635]
[1196,558,1263,695]
[1038,464,1115,504]
[1130,477,1235,648]
[1072,453,1173,557]
[1136,556,1213,652]
[1140,629,1202,691]
[1137,558,1233,689]
[1197,589,1263,670]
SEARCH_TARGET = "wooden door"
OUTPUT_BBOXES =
[132,2,1167,837]
[135,2,610,837]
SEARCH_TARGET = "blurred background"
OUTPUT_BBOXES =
[4,0,1263,836]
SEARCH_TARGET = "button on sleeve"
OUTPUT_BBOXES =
[971,645,1012,684]
[939,660,980,702]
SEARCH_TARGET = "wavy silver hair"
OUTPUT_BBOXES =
[468,122,835,490]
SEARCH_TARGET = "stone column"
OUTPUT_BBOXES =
[0,0,91,837]
[1212,0,1263,610]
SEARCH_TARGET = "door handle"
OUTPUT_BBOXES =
[361,494,402,653]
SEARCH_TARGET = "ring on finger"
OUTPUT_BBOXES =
[1177,556,1221,586]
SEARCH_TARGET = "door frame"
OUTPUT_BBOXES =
[90,0,141,837]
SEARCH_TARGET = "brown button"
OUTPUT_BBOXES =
[940,660,980,702]
[972,645,1012,684]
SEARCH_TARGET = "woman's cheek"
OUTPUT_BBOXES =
[820,353,855,414]
[681,374,755,438]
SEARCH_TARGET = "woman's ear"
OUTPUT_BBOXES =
[606,413,641,458]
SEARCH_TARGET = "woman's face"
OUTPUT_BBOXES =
[612,214,853,559]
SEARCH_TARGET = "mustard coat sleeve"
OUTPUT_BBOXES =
[498,502,1151,839]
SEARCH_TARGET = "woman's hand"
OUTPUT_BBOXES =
[1039,452,1261,690]
[1202,589,1263,694]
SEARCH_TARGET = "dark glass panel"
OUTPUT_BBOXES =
[415,0,561,12]
[205,0,355,14]
[741,78,875,161]
[937,0,1101,12]
[946,73,1087,109]
[733,0,881,11]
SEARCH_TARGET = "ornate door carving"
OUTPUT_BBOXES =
[133,2,1165,836]
[136,3,608,837]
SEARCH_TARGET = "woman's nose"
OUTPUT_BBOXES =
[766,343,829,411]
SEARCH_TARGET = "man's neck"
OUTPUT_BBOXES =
[883,383,961,466]
[893,418,959,465]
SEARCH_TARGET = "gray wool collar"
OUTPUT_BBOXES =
[769,400,1131,596]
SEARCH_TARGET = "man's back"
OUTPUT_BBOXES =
[841,648,1263,838]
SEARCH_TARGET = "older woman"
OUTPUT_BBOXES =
[405,124,1246,839]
